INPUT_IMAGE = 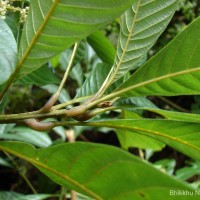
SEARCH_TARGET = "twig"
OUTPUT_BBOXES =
[157,96,190,113]
[65,129,77,200]
[5,153,37,194]
[41,43,79,112]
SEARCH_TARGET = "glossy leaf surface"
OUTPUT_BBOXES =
[0,142,194,200]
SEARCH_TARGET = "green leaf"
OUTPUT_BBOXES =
[0,157,12,168]
[113,97,158,109]
[86,119,200,161]
[143,108,200,123]
[175,161,200,181]
[59,45,85,86]
[73,40,87,66]
[76,63,112,98]
[0,19,18,85]
[110,0,178,82]
[70,64,84,87]
[17,0,135,79]
[77,193,93,200]
[153,159,176,176]
[5,16,18,39]
[76,63,125,98]
[60,41,87,70]
[42,84,70,103]
[114,16,200,97]
[53,126,66,141]
[87,31,116,64]
[0,92,9,114]
[0,124,15,134]
[0,127,52,148]
[113,98,200,123]
[76,63,123,98]
[117,110,165,150]
[0,191,52,200]
[16,64,60,86]
[0,142,195,199]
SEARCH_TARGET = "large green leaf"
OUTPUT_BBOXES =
[113,96,158,109]
[76,63,112,98]
[113,97,164,150]
[113,16,200,97]
[17,0,134,79]
[117,110,165,150]
[113,97,200,123]
[109,0,177,82]
[0,19,17,85]
[16,64,60,86]
[144,108,200,123]
[0,142,195,199]
[76,63,124,98]
[87,31,116,64]
[86,120,200,161]
[0,126,52,148]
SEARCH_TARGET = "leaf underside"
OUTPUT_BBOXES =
[0,19,17,85]
[17,0,134,79]
[115,16,200,97]
[110,0,178,82]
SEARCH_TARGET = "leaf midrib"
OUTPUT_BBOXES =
[86,120,200,153]
[16,1,58,72]
[99,66,200,103]
[0,145,103,200]
[111,0,141,83]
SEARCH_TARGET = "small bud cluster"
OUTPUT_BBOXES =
[0,0,10,20]
[19,6,29,23]
[0,0,29,23]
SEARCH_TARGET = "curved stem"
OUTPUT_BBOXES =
[41,43,79,112]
